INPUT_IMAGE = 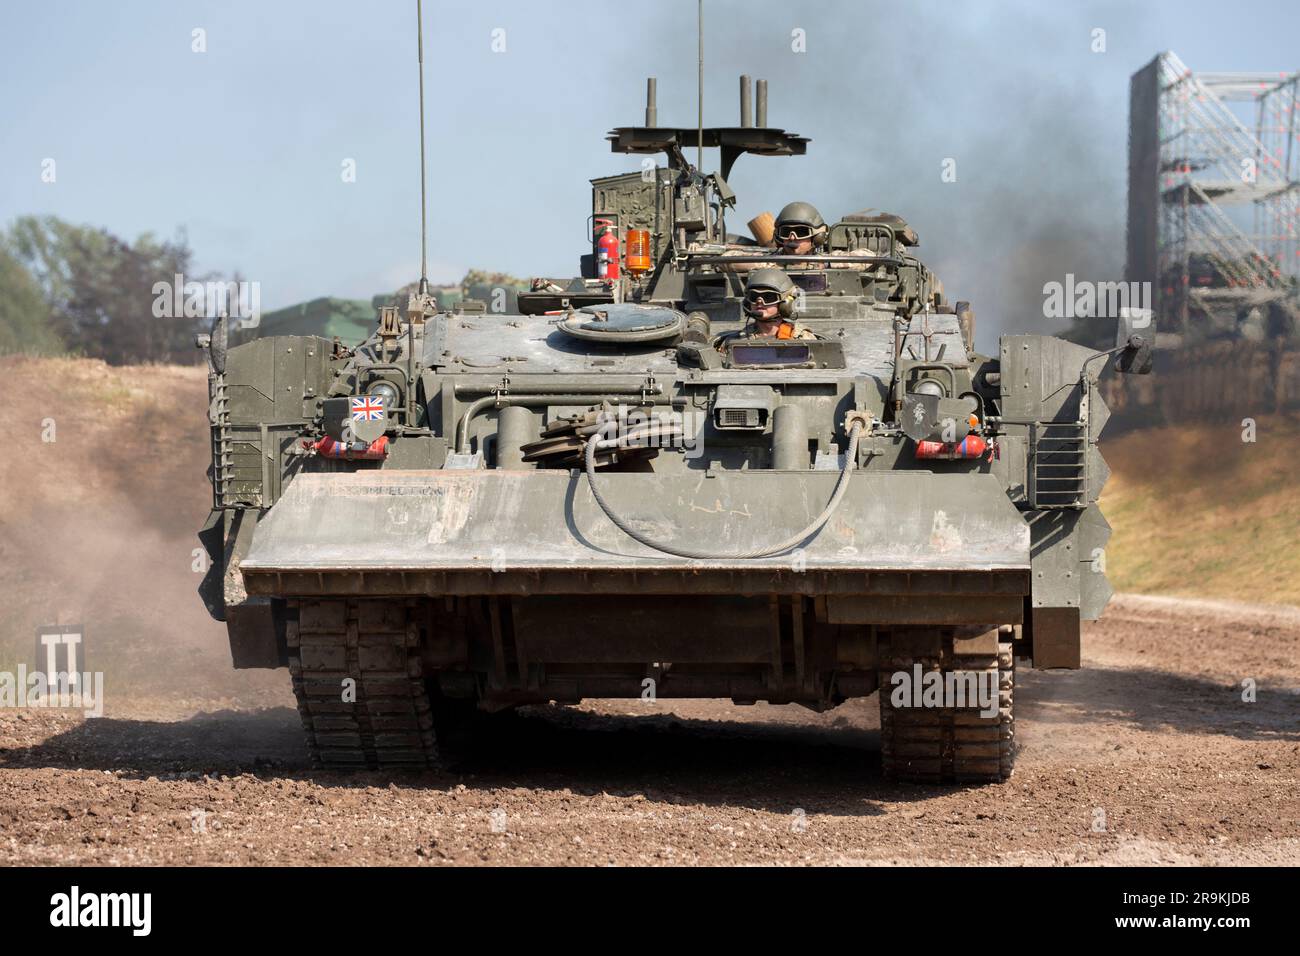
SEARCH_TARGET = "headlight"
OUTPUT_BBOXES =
[911,379,945,398]
[369,381,400,408]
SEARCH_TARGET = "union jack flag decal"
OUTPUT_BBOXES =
[350,395,385,421]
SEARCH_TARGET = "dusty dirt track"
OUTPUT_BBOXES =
[1,594,1296,866]
[0,359,1296,865]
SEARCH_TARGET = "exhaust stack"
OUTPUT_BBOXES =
[739,74,752,127]
[645,76,657,127]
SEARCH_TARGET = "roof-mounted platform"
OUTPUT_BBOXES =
[607,127,808,178]
[609,76,809,179]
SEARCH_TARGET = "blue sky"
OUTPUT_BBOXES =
[1,0,1296,343]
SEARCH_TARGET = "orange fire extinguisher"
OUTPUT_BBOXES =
[594,218,620,280]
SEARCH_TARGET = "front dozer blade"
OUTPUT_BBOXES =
[240,470,1030,603]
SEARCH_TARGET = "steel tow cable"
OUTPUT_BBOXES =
[582,420,865,559]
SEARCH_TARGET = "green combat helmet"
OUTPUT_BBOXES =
[775,200,828,248]
[743,267,799,320]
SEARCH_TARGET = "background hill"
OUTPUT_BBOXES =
[1101,414,1300,604]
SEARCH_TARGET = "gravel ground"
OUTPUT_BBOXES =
[1,594,1296,866]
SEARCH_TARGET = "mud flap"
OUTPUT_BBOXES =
[227,597,290,669]
[1025,604,1081,669]
[197,510,226,622]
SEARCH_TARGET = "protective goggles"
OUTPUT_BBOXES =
[744,289,783,307]
[777,225,816,241]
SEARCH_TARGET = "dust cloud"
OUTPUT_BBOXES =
[0,358,285,709]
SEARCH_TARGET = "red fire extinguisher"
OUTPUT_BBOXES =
[594,218,620,280]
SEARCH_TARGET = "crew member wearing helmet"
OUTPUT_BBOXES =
[774,201,828,256]
[736,268,815,340]
[773,201,884,270]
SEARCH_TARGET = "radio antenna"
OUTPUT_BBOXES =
[416,0,429,295]
[696,0,704,171]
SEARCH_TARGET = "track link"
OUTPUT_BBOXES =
[287,599,437,770]
[878,629,1014,784]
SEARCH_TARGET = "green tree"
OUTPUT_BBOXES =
[7,216,208,365]
[0,240,62,356]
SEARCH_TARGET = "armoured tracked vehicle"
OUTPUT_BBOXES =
[196,73,1153,784]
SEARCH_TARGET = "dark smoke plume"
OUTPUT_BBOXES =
[615,0,1136,351]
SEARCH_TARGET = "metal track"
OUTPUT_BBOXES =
[878,631,1014,784]
[287,599,437,769]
